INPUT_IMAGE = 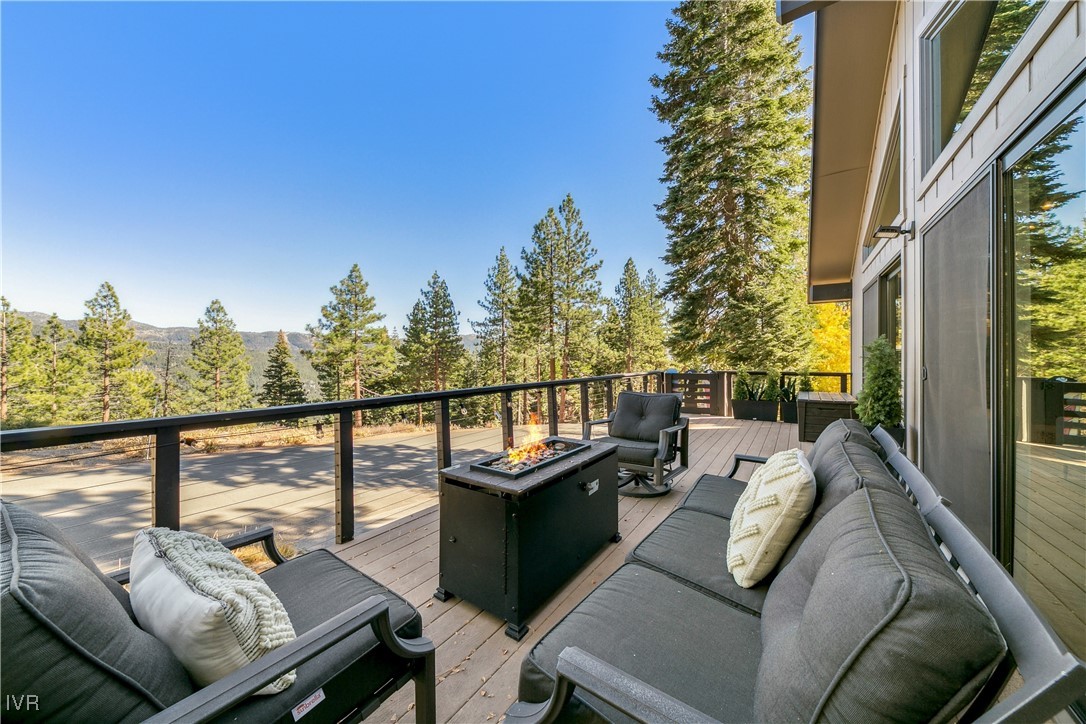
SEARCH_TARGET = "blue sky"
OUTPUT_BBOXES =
[2,2,812,334]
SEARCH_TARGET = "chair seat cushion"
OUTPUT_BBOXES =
[628,509,770,615]
[0,502,194,723]
[598,436,660,467]
[218,549,422,723]
[679,474,746,518]
[520,563,762,723]
[755,488,1007,722]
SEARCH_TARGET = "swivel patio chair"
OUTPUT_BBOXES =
[583,391,690,497]
[0,500,436,723]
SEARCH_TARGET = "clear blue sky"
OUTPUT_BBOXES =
[2,1,812,334]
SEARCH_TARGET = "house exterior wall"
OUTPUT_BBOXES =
[851,0,1084,453]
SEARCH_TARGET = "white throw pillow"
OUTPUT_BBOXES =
[129,528,297,694]
[727,449,816,588]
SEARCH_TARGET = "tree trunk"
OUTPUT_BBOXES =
[102,340,112,423]
[353,357,362,429]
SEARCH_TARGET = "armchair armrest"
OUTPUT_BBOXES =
[725,453,769,480]
[145,595,436,724]
[583,416,613,440]
[109,525,287,586]
[655,417,690,460]
[504,647,715,724]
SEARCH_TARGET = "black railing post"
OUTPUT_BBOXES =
[642,374,649,393]
[435,398,452,470]
[152,426,181,530]
[724,372,734,418]
[604,379,614,416]
[840,374,848,393]
[334,411,355,544]
[579,382,590,426]
[547,386,559,437]
[501,391,514,449]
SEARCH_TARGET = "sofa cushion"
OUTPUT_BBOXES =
[0,502,194,722]
[679,473,746,518]
[808,418,883,469]
[597,436,660,467]
[727,450,815,588]
[521,563,762,723]
[628,508,770,615]
[755,488,1007,723]
[222,549,422,723]
[775,439,906,571]
[130,528,297,694]
[608,392,681,444]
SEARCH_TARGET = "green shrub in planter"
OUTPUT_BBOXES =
[856,336,902,428]
[732,371,778,421]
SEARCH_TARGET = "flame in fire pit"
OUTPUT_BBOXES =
[507,438,548,466]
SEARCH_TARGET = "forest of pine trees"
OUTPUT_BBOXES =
[1,1,861,431]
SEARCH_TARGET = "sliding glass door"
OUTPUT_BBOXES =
[1003,81,1085,659]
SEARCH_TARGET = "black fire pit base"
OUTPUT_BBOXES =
[436,440,618,640]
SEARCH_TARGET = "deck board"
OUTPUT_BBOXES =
[327,416,809,723]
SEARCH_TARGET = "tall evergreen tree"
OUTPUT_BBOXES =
[78,282,155,422]
[399,272,466,395]
[518,193,602,407]
[182,300,252,413]
[472,248,518,385]
[259,331,307,408]
[1,298,35,426]
[29,315,92,426]
[305,264,394,426]
[652,0,812,368]
[604,259,670,373]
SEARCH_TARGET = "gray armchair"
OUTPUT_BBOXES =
[0,500,436,723]
[583,391,689,497]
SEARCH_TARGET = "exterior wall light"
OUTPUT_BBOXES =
[873,222,914,239]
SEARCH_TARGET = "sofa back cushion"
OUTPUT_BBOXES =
[774,439,905,572]
[755,488,1007,722]
[609,392,681,444]
[808,418,883,469]
[0,502,194,722]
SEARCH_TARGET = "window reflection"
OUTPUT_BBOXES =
[1006,96,1085,659]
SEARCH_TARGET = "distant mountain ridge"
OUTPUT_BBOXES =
[20,312,479,395]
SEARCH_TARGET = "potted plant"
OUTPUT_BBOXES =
[856,336,904,444]
[731,371,779,421]
[778,373,799,424]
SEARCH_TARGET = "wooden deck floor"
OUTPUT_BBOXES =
[328,416,809,723]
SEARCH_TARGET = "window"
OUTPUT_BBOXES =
[864,113,902,262]
[927,0,1045,166]
[1003,83,1085,659]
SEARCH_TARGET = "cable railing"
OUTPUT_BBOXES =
[1,372,668,548]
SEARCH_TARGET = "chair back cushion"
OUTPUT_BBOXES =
[755,488,1006,722]
[0,501,194,722]
[609,392,681,443]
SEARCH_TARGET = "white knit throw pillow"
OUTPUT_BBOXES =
[130,528,297,694]
[727,449,816,588]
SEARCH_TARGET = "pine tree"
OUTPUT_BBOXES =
[518,194,602,419]
[399,272,466,398]
[472,248,518,385]
[182,300,253,413]
[28,315,92,426]
[260,331,307,408]
[652,0,812,368]
[78,282,155,422]
[605,259,670,373]
[305,264,394,426]
[1,298,36,426]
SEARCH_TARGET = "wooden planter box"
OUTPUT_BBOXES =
[797,392,857,442]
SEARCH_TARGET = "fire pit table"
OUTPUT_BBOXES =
[435,437,619,640]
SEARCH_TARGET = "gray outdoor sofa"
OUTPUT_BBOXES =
[507,419,1086,723]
